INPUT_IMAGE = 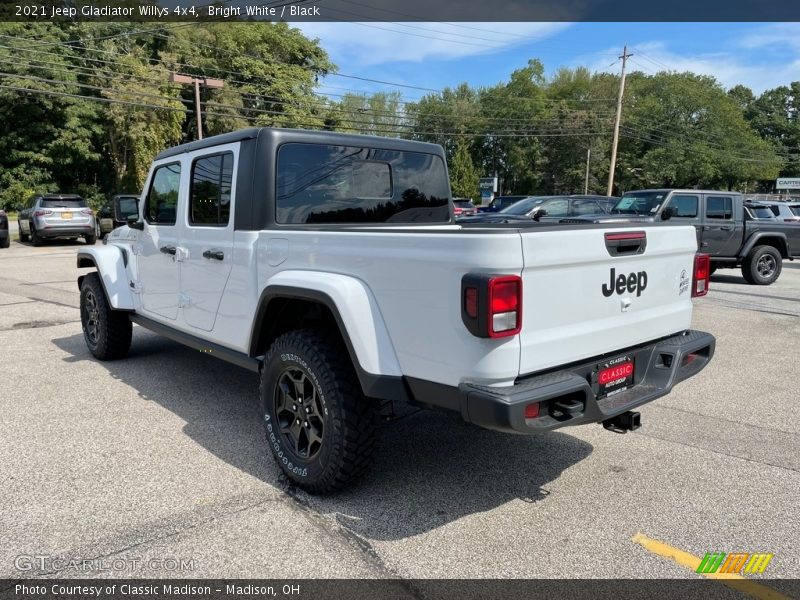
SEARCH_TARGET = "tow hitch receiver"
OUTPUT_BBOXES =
[603,411,641,434]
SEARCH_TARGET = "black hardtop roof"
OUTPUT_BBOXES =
[623,188,743,195]
[154,127,444,161]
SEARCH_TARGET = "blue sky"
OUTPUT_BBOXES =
[296,22,800,100]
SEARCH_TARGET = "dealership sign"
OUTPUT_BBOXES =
[479,177,498,192]
[776,177,800,189]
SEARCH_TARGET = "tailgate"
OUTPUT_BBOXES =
[518,225,697,376]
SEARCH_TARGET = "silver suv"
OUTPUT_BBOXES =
[761,201,800,223]
[18,194,97,246]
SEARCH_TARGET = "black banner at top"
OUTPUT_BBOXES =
[2,0,800,22]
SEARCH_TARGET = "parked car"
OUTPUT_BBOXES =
[459,195,619,223]
[97,194,140,236]
[744,202,779,221]
[0,209,9,248]
[500,195,618,219]
[758,201,800,223]
[578,189,800,285]
[477,195,528,213]
[18,194,96,246]
[452,198,477,217]
[77,127,715,493]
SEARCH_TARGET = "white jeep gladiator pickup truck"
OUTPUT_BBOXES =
[77,128,715,492]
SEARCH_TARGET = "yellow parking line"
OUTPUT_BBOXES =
[632,533,791,600]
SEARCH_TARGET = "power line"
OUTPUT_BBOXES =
[0,51,620,127]
[0,80,613,139]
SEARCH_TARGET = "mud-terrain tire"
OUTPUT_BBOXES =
[80,272,132,360]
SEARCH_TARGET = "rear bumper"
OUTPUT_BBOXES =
[412,330,715,434]
[38,225,94,238]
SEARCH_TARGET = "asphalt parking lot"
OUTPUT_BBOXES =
[0,233,798,589]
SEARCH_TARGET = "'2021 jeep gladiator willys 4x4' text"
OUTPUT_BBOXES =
[77,128,715,492]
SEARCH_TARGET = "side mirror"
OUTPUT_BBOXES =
[114,196,140,224]
[126,215,144,230]
[661,206,675,221]
[532,208,547,222]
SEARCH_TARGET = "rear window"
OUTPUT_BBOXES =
[276,143,450,224]
[41,198,86,208]
[790,206,800,217]
[453,200,473,208]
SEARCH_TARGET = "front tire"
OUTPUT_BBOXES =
[80,272,132,360]
[0,235,8,249]
[742,245,782,285]
[260,329,378,493]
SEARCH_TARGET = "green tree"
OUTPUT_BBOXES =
[449,139,479,200]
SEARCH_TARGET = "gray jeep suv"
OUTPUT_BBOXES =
[18,194,97,246]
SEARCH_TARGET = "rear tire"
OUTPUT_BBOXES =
[80,272,132,360]
[84,233,97,245]
[18,221,28,243]
[0,235,8,249]
[259,328,378,493]
[30,224,43,247]
[742,245,782,285]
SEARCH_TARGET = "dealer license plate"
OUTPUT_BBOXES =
[597,356,634,397]
[61,212,73,220]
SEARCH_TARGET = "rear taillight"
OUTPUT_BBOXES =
[81,208,93,215]
[462,274,523,338]
[692,253,710,297]
[0,210,5,217]
[34,209,53,217]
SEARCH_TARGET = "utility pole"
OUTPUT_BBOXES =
[169,73,224,140]
[584,147,591,194]
[607,45,633,196]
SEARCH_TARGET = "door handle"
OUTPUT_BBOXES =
[160,245,176,255]
[202,249,224,261]
[702,226,711,231]
[720,226,733,231]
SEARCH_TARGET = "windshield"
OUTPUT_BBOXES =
[612,192,667,215]
[492,196,524,209]
[500,197,541,215]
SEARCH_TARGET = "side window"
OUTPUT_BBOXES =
[668,194,698,218]
[706,196,732,220]
[572,199,601,216]
[190,152,233,226]
[542,199,569,217]
[145,163,181,225]
[276,143,449,224]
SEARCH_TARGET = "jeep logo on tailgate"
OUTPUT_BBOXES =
[602,268,648,297]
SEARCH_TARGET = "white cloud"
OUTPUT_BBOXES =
[581,39,800,93]
[296,22,570,67]
[739,23,800,52]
